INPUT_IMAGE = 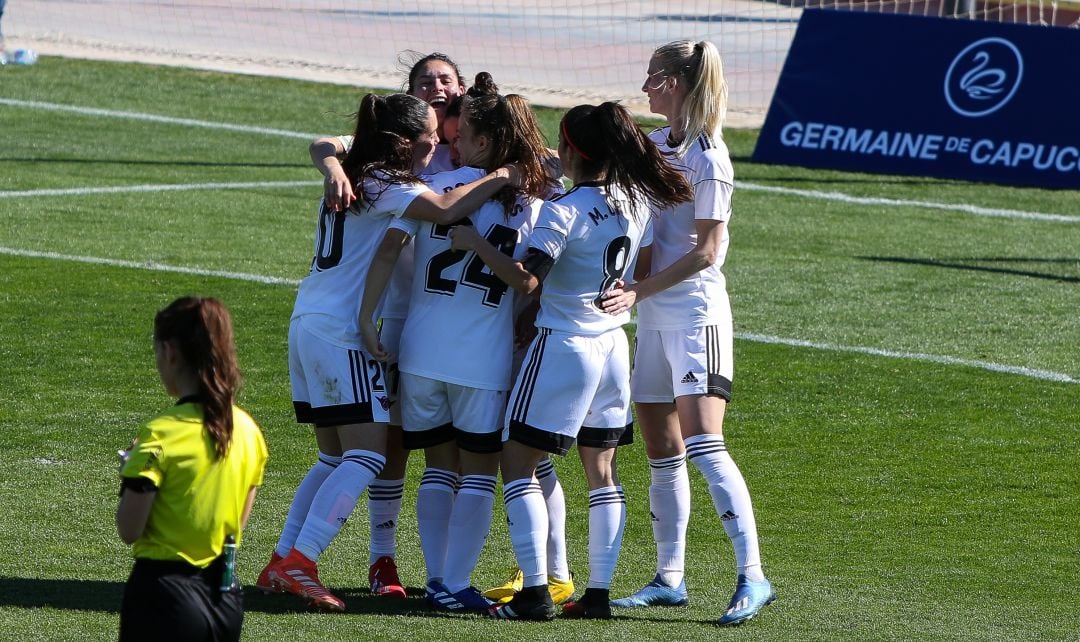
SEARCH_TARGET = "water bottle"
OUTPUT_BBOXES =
[220,534,238,592]
[1,49,38,66]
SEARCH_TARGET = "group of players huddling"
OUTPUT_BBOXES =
[254,41,775,625]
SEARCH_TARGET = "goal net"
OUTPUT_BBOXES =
[4,0,1076,127]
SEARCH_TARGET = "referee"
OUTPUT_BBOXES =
[117,296,268,641]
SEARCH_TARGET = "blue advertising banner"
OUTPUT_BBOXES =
[752,10,1080,189]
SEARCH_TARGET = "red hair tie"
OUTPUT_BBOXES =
[561,120,593,161]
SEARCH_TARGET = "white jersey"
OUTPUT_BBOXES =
[531,183,653,336]
[291,175,427,347]
[391,166,541,390]
[637,126,734,330]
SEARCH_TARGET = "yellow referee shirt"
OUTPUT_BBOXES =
[120,399,268,567]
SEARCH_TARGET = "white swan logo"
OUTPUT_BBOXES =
[945,38,1023,118]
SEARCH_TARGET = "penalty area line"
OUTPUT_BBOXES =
[0,180,321,199]
[3,246,1074,385]
[0,98,320,140]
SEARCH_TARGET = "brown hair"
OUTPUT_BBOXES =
[461,73,558,213]
[154,296,241,459]
[340,93,430,206]
[560,102,691,218]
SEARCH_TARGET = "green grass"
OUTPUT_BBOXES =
[1,57,1077,641]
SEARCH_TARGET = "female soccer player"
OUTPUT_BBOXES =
[601,40,775,626]
[358,75,559,613]
[305,53,468,597]
[117,296,268,642]
[452,102,691,621]
[255,92,520,612]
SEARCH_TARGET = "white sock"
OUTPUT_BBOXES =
[417,467,457,582]
[503,478,549,588]
[442,475,497,593]
[367,478,404,564]
[586,485,626,589]
[275,453,341,558]
[685,434,765,582]
[536,457,569,582]
[648,453,690,587]
[293,449,385,562]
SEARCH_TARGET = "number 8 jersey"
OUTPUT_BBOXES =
[392,166,543,391]
[530,182,653,336]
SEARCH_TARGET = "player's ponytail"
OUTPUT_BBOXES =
[653,40,728,155]
[154,297,242,460]
[341,93,430,204]
[560,102,690,219]
[461,78,557,213]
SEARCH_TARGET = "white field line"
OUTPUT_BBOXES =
[0,247,300,287]
[738,182,1080,223]
[0,98,319,140]
[2,97,1076,223]
[2,245,1075,385]
[0,180,320,199]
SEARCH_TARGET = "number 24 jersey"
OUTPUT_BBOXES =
[391,166,542,391]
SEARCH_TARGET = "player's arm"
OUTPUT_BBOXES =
[240,486,258,530]
[600,220,722,315]
[116,481,157,545]
[403,166,520,226]
[451,227,550,295]
[310,136,354,212]
[358,228,410,361]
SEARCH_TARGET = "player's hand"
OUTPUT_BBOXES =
[324,166,356,212]
[600,280,638,315]
[449,225,481,251]
[496,163,522,188]
[359,319,393,362]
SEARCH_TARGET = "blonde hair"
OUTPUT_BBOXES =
[652,40,728,155]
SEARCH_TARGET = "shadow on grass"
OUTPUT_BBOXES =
[857,256,1080,283]
[0,577,710,624]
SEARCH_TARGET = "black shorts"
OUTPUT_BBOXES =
[120,556,243,642]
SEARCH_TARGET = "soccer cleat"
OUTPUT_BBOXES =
[368,556,407,599]
[488,585,556,621]
[483,567,523,604]
[715,575,775,626]
[610,573,689,608]
[255,551,284,593]
[561,587,612,620]
[428,582,493,613]
[269,549,346,612]
[548,574,575,605]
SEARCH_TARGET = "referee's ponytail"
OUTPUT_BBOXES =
[559,102,691,219]
[154,297,242,460]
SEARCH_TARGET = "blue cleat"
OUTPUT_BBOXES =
[428,581,492,613]
[715,575,775,626]
[610,573,689,608]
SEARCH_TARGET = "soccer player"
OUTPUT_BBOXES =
[117,296,268,642]
[305,52,467,598]
[451,102,691,621]
[359,75,559,614]
[255,92,520,612]
[600,40,776,626]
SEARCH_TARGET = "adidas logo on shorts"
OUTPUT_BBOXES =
[720,510,738,521]
[375,520,396,529]
[681,371,699,384]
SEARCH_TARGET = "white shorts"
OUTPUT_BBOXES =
[399,372,506,453]
[505,327,632,455]
[380,317,405,426]
[289,317,390,426]
[631,325,733,403]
